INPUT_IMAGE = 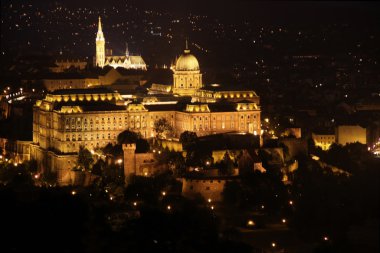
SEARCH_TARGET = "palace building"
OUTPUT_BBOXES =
[95,17,147,70]
[30,29,261,185]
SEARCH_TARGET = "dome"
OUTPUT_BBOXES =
[175,49,199,71]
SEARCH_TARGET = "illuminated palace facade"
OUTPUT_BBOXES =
[95,17,146,70]
[31,42,261,185]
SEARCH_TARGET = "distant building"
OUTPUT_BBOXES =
[336,125,367,145]
[42,73,100,91]
[49,59,88,73]
[95,17,147,70]
[312,132,336,151]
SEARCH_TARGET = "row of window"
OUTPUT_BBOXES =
[65,133,117,141]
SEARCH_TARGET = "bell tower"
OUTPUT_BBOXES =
[96,17,105,68]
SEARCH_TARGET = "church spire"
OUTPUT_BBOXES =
[98,16,102,32]
[96,16,105,68]
[96,16,105,41]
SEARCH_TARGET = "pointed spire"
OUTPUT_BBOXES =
[96,16,105,41]
[98,16,102,32]
[185,39,188,50]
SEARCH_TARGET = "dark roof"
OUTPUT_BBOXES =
[202,86,256,92]
[53,101,126,112]
[51,87,116,95]
[208,102,237,112]
[42,72,98,79]
[198,132,260,150]
[144,103,183,112]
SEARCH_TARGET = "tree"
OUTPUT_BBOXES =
[117,130,140,144]
[77,146,94,171]
[218,152,235,175]
[179,131,198,150]
[153,118,174,139]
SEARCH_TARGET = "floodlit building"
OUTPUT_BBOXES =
[95,17,147,70]
[336,125,367,145]
[312,132,336,151]
[30,33,261,185]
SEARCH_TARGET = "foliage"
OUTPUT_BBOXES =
[222,169,287,214]
[216,152,235,175]
[179,131,198,150]
[116,130,150,153]
[117,130,140,145]
[153,118,174,139]
[77,146,94,171]
[154,148,186,176]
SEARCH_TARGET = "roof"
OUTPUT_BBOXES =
[53,101,126,112]
[175,50,199,71]
[201,86,256,92]
[42,72,98,79]
[51,87,116,95]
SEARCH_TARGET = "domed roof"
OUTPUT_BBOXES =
[175,49,199,71]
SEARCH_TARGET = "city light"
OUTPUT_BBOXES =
[71,190,76,195]
[167,205,171,210]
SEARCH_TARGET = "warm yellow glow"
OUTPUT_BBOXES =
[71,190,76,195]
[167,205,171,210]
[247,220,255,226]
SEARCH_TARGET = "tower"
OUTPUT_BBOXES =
[122,143,136,184]
[173,40,203,96]
[96,17,105,68]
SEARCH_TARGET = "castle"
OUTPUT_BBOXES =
[29,18,261,185]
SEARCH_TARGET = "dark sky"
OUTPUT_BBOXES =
[133,0,380,24]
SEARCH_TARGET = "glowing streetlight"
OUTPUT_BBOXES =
[247,220,255,226]
[133,202,137,206]
[282,218,286,224]
[289,200,293,205]
[167,205,171,210]
[117,158,122,164]
[323,236,329,241]
[271,242,276,248]
[208,198,212,203]
[162,191,166,196]
[71,190,77,195]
